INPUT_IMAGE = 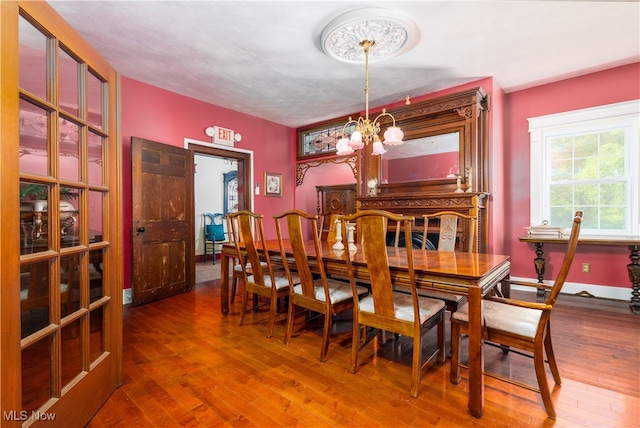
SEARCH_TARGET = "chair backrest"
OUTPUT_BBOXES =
[340,210,419,323]
[545,210,583,307]
[227,210,275,285]
[204,213,226,242]
[274,210,330,300]
[421,211,478,252]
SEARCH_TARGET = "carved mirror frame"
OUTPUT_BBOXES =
[360,87,489,197]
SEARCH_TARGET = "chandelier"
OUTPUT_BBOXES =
[335,40,405,156]
[321,8,418,157]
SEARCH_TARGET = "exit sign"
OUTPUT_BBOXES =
[214,126,234,146]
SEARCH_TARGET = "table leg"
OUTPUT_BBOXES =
[533,242,547,301]
[628,245,640,315]
[221,252,230,315]
[467,285,484,418]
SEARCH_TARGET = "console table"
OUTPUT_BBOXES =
[519,235,640,314]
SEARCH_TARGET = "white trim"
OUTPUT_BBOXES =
[510,276,632,302]
[184,137,255,210]
[528,100,640,130]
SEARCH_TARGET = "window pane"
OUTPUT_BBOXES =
[89,305,105,362]
[21,260,50,338]
[61,319,83,388]
[19,15,48,99]
[574,133,597,157]
[89,250,104,302]
[575,183,598,206]
[59,117,80,181]
[61,187,79,248]
[89,190,104,239]
[549,206,574,226]
[549,184,572,206]
[88,71,103,129]
[58,47,79,116]
[88,131,104,186]
[61,254,80,317]
[20,182,50,254]
[19,99,49,176]
[600,206,626,230]
[22,336,53,414]
[601,182,625,205]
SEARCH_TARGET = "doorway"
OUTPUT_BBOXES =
[186,139,253,263]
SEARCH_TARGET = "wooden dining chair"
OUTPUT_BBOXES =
[340,209,446,398]
[450,211,583,419]
[229,210,298,338]
[419,211,479,312]
[274,210,368,361]
[422,211,478,252]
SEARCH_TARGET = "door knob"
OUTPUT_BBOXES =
[136,226,145,236]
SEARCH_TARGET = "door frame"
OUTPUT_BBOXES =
[185,138,254,214]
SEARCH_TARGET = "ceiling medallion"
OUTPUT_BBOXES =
[321,8,419,63]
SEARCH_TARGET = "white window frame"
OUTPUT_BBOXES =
[528,100,640,238]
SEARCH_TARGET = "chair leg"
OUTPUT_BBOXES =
[450,321,461,384]
[239,290,249,326]
[410,334,421,398]
[230,275,238,303]
[437,315,445,363]
[284,299,295,344]
[267,296,278,338]
[350,319,360,374]
[544,321,562,385]
[534,340,556,419]
[320,312,331,362]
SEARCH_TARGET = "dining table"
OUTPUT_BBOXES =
[219,239,511,419]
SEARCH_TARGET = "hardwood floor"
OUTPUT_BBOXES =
[87,279,640,427]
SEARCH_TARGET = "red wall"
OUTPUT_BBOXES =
[503,63,640,288]
[121,77,295,290]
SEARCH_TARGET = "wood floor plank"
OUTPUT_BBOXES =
[87,273,640,427]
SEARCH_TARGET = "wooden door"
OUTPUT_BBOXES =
[131,137,194,305]
[1,2,123,426]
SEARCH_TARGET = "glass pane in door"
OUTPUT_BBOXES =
[20,181,50,255]
[59,116,80,182]
[19,15,48,100]
[88,130,104,186]
[61,320,82,389]
[21,336,53,415]
[58,47,79,117]
[19,100,49,176]
[87,71,103,129]
[21,260,51,338]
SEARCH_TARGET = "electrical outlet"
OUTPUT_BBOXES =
[582,263,591,273]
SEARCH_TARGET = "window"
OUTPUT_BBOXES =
[528,100,639,238]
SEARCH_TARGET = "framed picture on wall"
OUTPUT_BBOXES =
[264,172,282,197]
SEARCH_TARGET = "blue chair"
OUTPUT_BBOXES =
[203,213,227,264]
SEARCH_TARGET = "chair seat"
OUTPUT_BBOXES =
[359,292,445,323]
[248,272,300,290]
[452,300,542,338]
[293,279,367,304]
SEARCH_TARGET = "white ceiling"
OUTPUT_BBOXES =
[48,1,640,128]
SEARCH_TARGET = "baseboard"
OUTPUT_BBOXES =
[123,288,132,305]
[509,276,631,302]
